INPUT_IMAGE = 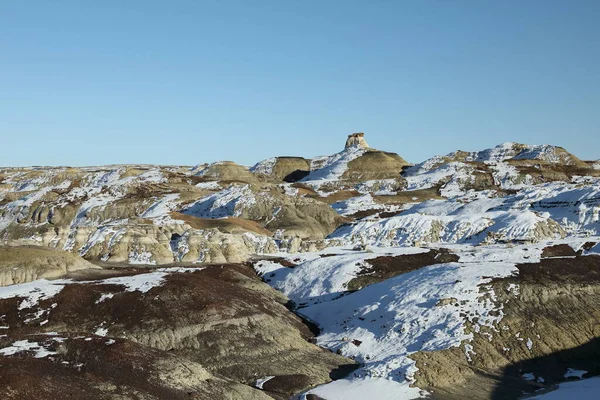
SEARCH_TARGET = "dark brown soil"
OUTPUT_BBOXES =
[347,208,382,220]
[0,264,356,399]
[373,186,443,205]
[512,254,600,284]
[540,244,578,258]
[260,257,298,267]
[346,248,460,291]
[347,208,406,220]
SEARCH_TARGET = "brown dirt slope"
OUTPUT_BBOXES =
[0,263,357,399]
[343,150,410,182]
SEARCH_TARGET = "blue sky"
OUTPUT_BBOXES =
[1,1,599,166]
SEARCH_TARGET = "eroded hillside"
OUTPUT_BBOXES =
[1,134,600,399]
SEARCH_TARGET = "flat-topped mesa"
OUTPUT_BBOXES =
[345,132,369,149]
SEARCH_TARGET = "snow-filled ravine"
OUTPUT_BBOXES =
[254,237,600,399]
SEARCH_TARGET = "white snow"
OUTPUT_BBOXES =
[141,193,182,223]
[257,247,429,306]
[404,162,474,197]
[98,271,168,293]
[95,327,108,337]
[0,186,55,231]
[329,181,600,248]
[0,268,205,311]
[332,194,386,217]
[263,238,598,397]
[0,340,57,358]
[250,157,277,176]
[512,144,568,164]
[128,248,156,265]
[530,377,600,399]
[401,143,585,199]
[182,184,257,218]
[53,168,172,251]
[2,144,600,400]
[297,258,516,383]
[564,368,588,379]
[303,377,426,400]
[0,279,69,310]
[302,145,366,182]
[355,179,402,195]
[254,376,275,390]
[258,243,551,397]
[523,373,537,381]
[489,162,534,190]
[78,223,127,258]
[95,293,115,303]
[195,181,222,190]
[409,143,572,173]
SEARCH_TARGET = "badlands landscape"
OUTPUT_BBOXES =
[1,133,599,399]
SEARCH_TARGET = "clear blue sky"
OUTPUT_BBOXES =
[2,0,599,167]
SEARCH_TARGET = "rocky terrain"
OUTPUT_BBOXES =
[1,133,599,399]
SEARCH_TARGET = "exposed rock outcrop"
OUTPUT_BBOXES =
[251,157,311,182]
[181,183,346,240]
[345,132,369,149]
[195,161,259,183]
[0,245,99,286]
[343,150,409,182]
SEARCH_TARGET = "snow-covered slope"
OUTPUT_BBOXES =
[330,180,600,248]
[530,377,600,399]
[401,142,594,198]
[302,145,367,182]
[408,143,582,173]
[249,157,277,176]
[256,237,600,399]
[182,184,257,219]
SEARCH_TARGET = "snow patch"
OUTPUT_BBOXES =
[0,340,57,358]
[564,368,588,379]
[254,376,275,390]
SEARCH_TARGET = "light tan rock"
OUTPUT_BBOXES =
[0,245,99,286]
[345,132,369,149]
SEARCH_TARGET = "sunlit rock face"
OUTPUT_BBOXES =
[345,132,369,149]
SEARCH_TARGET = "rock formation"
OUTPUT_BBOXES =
[345,132,369,149]
[0,245,100,286]
[250,156,311,182]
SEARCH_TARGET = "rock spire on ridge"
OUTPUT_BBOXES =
[345,132,369,149]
